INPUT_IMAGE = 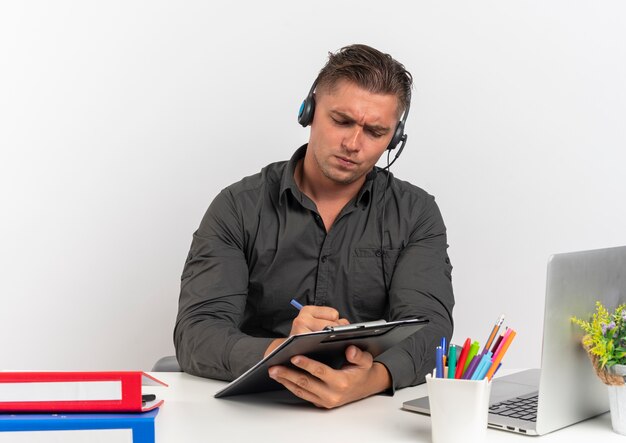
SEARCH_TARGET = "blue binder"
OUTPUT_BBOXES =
[0,408,158,443]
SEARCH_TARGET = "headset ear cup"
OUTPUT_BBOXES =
[297,94,316,127]
[387,121,405,150]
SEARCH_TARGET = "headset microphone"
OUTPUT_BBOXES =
[381,133,408,170]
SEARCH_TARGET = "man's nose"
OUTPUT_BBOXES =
[343,126,362,152]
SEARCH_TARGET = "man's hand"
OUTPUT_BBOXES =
[264,305,349,357]
[267,345,392,409]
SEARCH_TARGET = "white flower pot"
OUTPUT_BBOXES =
[608,364,626,435]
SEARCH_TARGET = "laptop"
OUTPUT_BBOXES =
[403,245,626,435]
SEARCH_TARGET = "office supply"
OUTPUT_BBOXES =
[290,299,304,310]
[490,333,504,353]
[403,245,626,435]
[439,337,447,367]
[463,340,480,373]
[447,345,457,379]
[426,375,492,443]
[435,346,444,378]
[215,317,428,398]
[323,319,387,331]
[0,372,166,413]
[0,408,158,443]
[454,338,471,379]
[461,354,480,380]
[486,330,516,380]
[492,328,513,362]
[471,352,493,380]
[483,314,505,354]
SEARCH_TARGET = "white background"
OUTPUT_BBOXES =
[1,1,625,372]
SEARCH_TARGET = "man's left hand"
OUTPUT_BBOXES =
[267,345,391,409]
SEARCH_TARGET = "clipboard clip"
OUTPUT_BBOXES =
[323,319,387,332]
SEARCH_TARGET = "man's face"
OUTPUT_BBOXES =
[307,80,400,186]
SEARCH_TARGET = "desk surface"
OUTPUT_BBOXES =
[151,371,621,442]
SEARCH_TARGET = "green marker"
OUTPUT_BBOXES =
[447,344,457,378]
[463,341,481,373]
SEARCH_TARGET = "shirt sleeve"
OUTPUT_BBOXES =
[374,194,454,391]
[173,189,273,381]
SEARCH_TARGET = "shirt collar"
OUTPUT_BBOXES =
[279,144,376,208]
[279,144,308,205]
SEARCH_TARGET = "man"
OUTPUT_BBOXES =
[174,44,454,408]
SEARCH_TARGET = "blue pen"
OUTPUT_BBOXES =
[435,346,444,378]
[440,336,447,356]
[290,299,304,310]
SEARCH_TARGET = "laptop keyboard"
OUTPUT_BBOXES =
[489,392,538,422]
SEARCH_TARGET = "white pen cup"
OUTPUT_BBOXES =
[425,374,492,443]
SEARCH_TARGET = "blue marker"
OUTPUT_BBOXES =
[470,356,487,380]
[475,355,494,380]
[290,299,304,310]
[440,336,447,355]
[435,346,444,378]
[471,352,493,380]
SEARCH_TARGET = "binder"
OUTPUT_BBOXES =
[0,372,167,413]
[0,408,158,443]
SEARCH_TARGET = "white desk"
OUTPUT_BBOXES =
[150,371,621,442]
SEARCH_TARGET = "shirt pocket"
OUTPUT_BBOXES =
[351,248,401,320]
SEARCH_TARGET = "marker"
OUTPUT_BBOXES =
[477,352,494,380]
[439,337,447,367]
[290,299,304,310]
[435,346,444,378]
[491,334,504,354]
[471,352,493,380]
[486,330,516,380]
[492,328,513,362]
[454,338,472,379]
[463,341,480,373]
[462,354,481,380]
[470,355,487,380]
[447,345,457,379]
[483,314,505,354]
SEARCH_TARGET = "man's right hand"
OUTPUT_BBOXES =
[264,305,349,357]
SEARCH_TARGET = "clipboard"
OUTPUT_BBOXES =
[214,317,428,398]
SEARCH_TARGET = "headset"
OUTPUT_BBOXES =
[298,80,410,167]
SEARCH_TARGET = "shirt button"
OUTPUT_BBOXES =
[321,255,328,263]
[375,250,383,257]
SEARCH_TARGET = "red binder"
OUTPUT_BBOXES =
[0,371,167,413]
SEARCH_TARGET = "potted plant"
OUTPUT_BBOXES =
[572,301,626,435]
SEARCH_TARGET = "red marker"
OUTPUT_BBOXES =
[454,338,472,379]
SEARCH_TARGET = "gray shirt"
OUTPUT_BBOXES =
[174,145,454,391]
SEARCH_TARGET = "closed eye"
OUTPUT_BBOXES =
[366,128,385,138]
[329,111,390,138]
[332,117,351,127]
